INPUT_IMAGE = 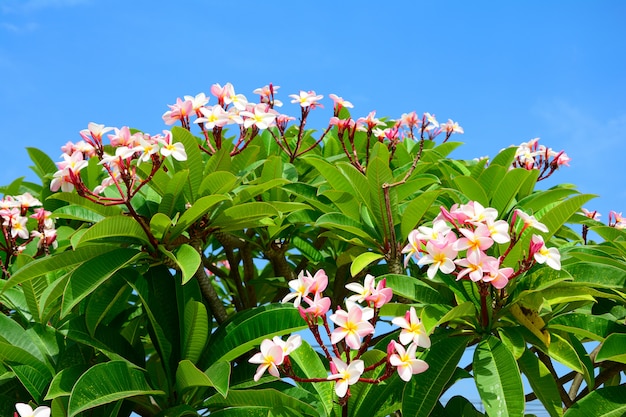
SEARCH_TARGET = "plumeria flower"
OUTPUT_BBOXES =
[399,111,421,130]
[402,229,423,267]
[453,225,494,257]
[79,122,113,147]
[356,111,385,131]
[485,218,511,244]
[417,239,458,279]
[483,266,514,289]
[305,269,328,295]
[328,93,354,114]
[289,90,324,108]
[158,132,187,161]
[15,192,42,210]
[391,307,431,348]
[345,273,376,303]
[515,209,549,233]
[460,201,498,225]
[272,334,302,356]
[530,235,561,270]
[365,277,393,308]
[184,93,209,112]
[388,341,429,382]
[329,301,374,350]
[162,97,194,125]
[9,215,29,239]
[440,119,464,135]
[327,358,364,398]
[195,105,231,129]
[282,270,313,307]
[455,250,498,283]
[240,103,277,129]
[581,208,601,221]
[300,291,332,318]
[15,403,50,417]
[248,339,285,381]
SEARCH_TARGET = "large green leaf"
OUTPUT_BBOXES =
[61,248,144,317]
[367,155,397,239]
[11,363,51,402]
[158,169,189,217]
[76,215,153,248]
[596,333,626,364]
[68,361,164,417]
[27,147,59,179]
[401,335,471,417]
[473,336,524,417]
[172,126,205,203]
[383,274,450,305]
[204,388,320,417]
[181,300,208,364]
[205,304,307,364]
[453,176,489,207]
[175,359,230,398]
[562,385,626,417]
[175,244,202,285]
[84,273,133,335]
[400,189,441,239]
[489,168,533,214]
[3,245,118,291]
[518,349,562,417]
[45,365,89,400]
[211,202,279,231]
[169,194,230,239]
[288,340,333,417]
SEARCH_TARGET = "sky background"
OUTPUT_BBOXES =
[1,0,625,413]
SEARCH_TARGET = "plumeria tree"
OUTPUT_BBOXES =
[0,82,625,417]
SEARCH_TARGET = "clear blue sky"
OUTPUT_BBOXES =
[1,0,624,412]
[1,0,625,221]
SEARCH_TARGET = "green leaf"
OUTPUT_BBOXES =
[204,389,320,417]
[422,301,476,334]
[172,126,205,203]
[400,189,441,239]
[401,335,471,417]
[350,252,384,276]
[453,176,489,206]
[383,274,450,305]
[316,212,378,243]
[2,245,118,291]
[562,385,626,417]
[537,193,596,241]
[596,333,626,364]
[68,361,164,417]
[547,332,592,384]
[518,350,563,417]
[199,171,239,196]
[175,244,201,285]
[473,336,525,417]
[175,359,230,398]
[490,168,533,214]
[76,215,153,248]
[169,194,230,239]
[45,365,89,400]
[11,363,51,402]
[158,169,189,217]
[85,273,132,336]
[206,304,307,364]
[27,147,58,179]
[288,340,333,417]
[61,248,144,317]
[367,155,397,239]
[497,327,526,360]
[181,301,208,364]
[211,202,279,231]
[150,212,173,240]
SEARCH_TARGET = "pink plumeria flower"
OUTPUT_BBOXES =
[485,218,511,244]
[388,341,429,382]
[329,301,375,350]
[108,126,139,148]
[9,215,29,239]
[399,111,421,130]
[356,111,385,132]
[581,208,601,221]
[248,339,285,381]
[402,229,423,267]
[530,235,561,270]
[158,132,187,161]
[183,93,209,112]
[134,135,160,164]
[327,358,364,398]
[15,192,42,210]
[455,250,498,283]
[282,270,314,307]
[31,229,58,249]
[515,209,549,233]
[240,103,277,129]
[365,277,393,308]
[391,307,431,348]
[301,292,332,318]
[328,93,354,113]
[440,119,464,135]
[483,266,514,289]
[272,334,302,356]
[306,269,328,295]
[15,403,50,417]
[162,98,194,125]
[452,225,494,257]
[195,105,231,129]
[345,273,376,303]
[423,112,439,130]
[417,239,458,279]
[289,90,323,108]
[30,207,54,229]
[79,122,113,147]
[460,201,498,225]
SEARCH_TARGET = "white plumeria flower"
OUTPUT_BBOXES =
[15,403,51,417]
[327,358,364,398]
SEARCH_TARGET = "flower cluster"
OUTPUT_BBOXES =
[1,193,57,265]
[403,201,561,289]
[511,138,570,181]
[250,270,430,400]
[50,123,187,203]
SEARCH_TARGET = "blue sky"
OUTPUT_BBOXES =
[1,0,625,222]
[1,0,625,411]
